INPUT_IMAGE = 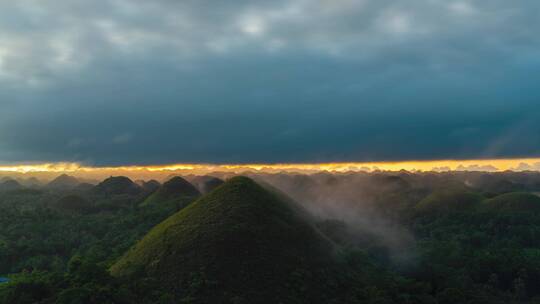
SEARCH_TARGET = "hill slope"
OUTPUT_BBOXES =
[111,176,334,303]
[140,179,161,192]
[140,176,200,208]
[92,176,142,196]
[46,174,79,190]
[0,179,23,192]
[190,175,224,194]
[483,192,540,213]
[414,186,484,216]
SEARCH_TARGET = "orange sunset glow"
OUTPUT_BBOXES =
[1,158,540,181]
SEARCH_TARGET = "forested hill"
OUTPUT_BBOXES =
[1,172,540,303]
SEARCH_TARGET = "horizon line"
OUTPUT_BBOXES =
[0,158,540,176]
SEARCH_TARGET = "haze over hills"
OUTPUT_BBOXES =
[188,175,224,194]
[137,179,161,193]
[17,177,42,188]
[0,179,23,192]
[1,171,540,303]
[46,174,80,190]
[92,176,142,196]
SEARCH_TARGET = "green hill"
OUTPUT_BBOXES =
[46,174,79,190]
[415,186,484,216]
[190,175,224,194]
[140,179,161,192]
[0,179,23,192]
[139,176,200,208]
[111,176,334,303]
[20,177,42,188]
[482,192,540,213]
[92,176,142,196]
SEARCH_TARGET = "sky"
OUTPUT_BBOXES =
[1,0,540,166]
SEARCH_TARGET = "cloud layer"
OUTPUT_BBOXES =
[1,0,540,165]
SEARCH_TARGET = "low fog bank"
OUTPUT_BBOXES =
[250,172,422,265]
[249,171,540,265]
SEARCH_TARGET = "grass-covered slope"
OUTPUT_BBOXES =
[111,176,334,303]
[482,192,540,213]
[415,186,484,216]
[139,176,200,208]
[190,175,224,194]
[92,176,142,196]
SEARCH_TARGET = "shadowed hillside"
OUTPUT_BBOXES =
[46,174,79,190]
[0,179,23,192]
[140,179,161,193]
[483,192,540,213]
[140,176,200,210]
[92,176,142,196]
[189,175,224,194]
[414,187,484,216]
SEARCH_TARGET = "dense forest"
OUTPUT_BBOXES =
[1,171,540,303]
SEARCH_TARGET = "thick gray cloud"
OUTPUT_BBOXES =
[0,0,539,165]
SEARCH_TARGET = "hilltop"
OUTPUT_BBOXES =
[414,186,484,216]
[46,174,80,190]
[140,179,161,192]
[111,176,334,303]
[482,192,540,213]
[92,176,142,196]
[189,175,224,194]
[140,176,200,209]
[0,179,23,192]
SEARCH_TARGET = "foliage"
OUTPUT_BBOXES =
[2,173,540,303]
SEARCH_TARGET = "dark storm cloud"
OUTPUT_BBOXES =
[1,0,540,165]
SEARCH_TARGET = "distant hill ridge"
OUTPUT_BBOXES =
[140,179,161,192]
[482,192,540,213]
[46,174,80,190]
[0,179,23,191]
[92,176,142,196]
[189,175,224,194]
[140,176,200,207]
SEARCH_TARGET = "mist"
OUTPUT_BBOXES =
[250,172,422,265]
[250,170,540,266]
